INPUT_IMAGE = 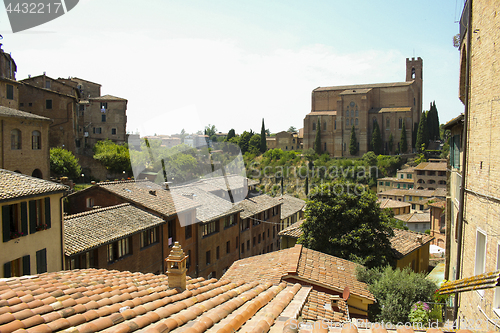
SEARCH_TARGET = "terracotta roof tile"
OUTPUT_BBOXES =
[378,199,411,209]
[278,220,305,238]
[279,195,306,219]
[0,169,68,201]
[235,194,282,219]
[0,106,51,121]
[390,229,434,258]
[64,203,166,256]
[395,211,430,223]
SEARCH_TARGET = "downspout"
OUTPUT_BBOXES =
[60,191,68,270]
[454,0,472,322]
[1,119,4,169]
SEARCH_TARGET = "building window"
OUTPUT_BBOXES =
[107,237,131,263]
[246,240,250,250]
[226,241,230,254]
[224,214,236,228]
[355,109,359,117]
[79,104,85,111]
[19,103,24,107]
[100,102,108,111]
[345,110,348,117]
[408,174,412,179]
[386,118,390,129]
[206,250,211,265]
[6,84,13,100]
[112,128,117,135]
[2,203,28,241]
[216,246,220,260]
[3,256,30,277]
[86,197,94,208]
[45,100,52,109]
[185,224,192,239]
[346,119,348,127]
[29,199,49,233]
[31,131,41,150]
[253,237,256,246]
[11,129,21,150]
[398,118,403,129]
[28,102,32,107]
[45,81,51,89]
[323,122,326,131]
[475,230,487,274]
[241,243,244,253]
[75,139,81,148]
[355,118,358,126]
[202,220,219,237]
[141,227,159,248]
[312,122,316,131]
[102,114,106,122]
[36,249,47,274]
[96,128,102,134]
[258,234,261,243]
[334,120,336,130]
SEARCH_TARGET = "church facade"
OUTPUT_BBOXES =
[303,57,423,157]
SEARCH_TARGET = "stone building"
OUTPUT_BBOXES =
[303,58,423,157]
[441,0,500,325]
[0,45,20,110]
[265,131,302,151]
[413,159,447,190]
[0,107,51,179]
[1,169,68,278]
[429,200,446,249]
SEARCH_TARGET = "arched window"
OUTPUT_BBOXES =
[346,119,348,127]
[386,118,390,129]
[373,118,377,126]
[312,122,316,131]
[355,109,359,117]
[11,129,21,149]
[32,169,43,179]
[411,68,415,79]
[345,110,349,117]
[32,131,41,150]
[351,118,353,126]
[355,118,359,126]
[351,110,354,117]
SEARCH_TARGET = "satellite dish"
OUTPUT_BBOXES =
[343,286,350,301]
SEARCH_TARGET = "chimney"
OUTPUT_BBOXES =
[164,182,172,190]
[182,193,194,200]
[166,242,188,290]
[416,235,423,244]
[149,190,156,196]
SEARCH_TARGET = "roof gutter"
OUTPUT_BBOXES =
[454,0,472,322]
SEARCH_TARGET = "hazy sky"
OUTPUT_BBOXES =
[0,0,466,136]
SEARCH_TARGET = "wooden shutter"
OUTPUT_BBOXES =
[2,206,10,242]
[29,201,37,234]
[36,249,47,274]
[44,198,51,229]
[21,202,28,236]
[3,262,11,278]
[22,255,30,275]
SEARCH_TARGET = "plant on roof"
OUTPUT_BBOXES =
[356,265,437,323]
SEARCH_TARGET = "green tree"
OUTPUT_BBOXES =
[357,266,437,322]
[415,112,428,152]
[400,121,408,153]
[204,124,217,137]
[93,139,131,174]
[298,180,395,268]
[427,101,440,141]
[388,133,394,154]
[248,134,261,155]
[226,129,236,141]
[50,147,82,180]
[349,125,358,155]
[180,128,187,144]
[287,126,297,133]
[238,131,252,154]
[313,119,321,155]
[260,119,267,153]
[371,121,382,155]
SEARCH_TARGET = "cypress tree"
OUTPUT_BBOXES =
[427,101,440,141]
[400,121,408,153]
[388,133,394,155]
[371,121,382,155]
[349,125,358,155]
[416,112,428,152]
[260,119,267,153]
[314,119,322,155]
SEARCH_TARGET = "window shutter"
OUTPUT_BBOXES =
[36,249,47,274]
[29,201,36,234]
[2,206,11,242]
[22,255,30,275]
[3,262,11,278]
[21,202,28,236]
[44,198,51,229]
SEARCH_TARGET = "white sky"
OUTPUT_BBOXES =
[0,0,466,136]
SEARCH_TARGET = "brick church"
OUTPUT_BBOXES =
[303,57,423,157]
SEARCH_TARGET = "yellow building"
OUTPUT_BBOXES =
[1,169,68,277]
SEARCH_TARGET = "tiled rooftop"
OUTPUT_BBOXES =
[278,220,304,239]
[72,180,199,218]
[395,211,431,224]
[414,161,447,171]
[0,169,68,202]
[390,229,434,259]
[0,106,51,121]
[90,94,127,101]
[313,81,413,92]
[64,203,166,256]
[278,195,306,220]
[170,185,242,223]
[0,268,313,333]
[428,199,446,209]
[236,195,282,219]
[378,199,411,209]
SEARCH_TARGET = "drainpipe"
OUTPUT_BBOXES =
[454,0,472,322]
[1,119,4,169]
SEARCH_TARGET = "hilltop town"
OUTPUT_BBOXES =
[0,1,499,332]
